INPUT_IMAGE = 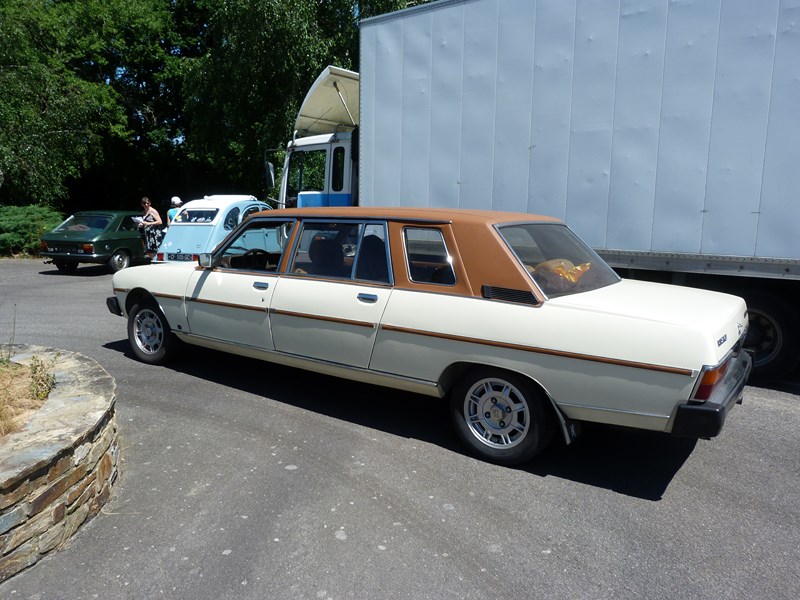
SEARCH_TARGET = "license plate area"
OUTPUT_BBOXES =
[168,253,195,261]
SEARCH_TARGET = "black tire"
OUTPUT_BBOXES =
[108,249,131,272]
[742,291,800,382]
[450,367,554,465]
[54,261,78,273]
[127,302,178,365]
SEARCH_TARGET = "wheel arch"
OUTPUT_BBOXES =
[438,361,579,446]
[124,288,160,315]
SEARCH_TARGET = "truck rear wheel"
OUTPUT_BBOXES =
[743,291,800,382]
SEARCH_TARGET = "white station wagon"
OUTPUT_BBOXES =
[107,207,751,464]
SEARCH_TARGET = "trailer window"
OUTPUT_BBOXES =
[332,146,345,192]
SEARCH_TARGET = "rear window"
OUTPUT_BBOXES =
[173,209,219,224]
[497,223,619,298]
[55,215,112,232]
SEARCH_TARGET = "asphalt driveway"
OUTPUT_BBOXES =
[1,258,798,599]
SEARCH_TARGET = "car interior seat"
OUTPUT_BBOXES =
[308,238,345,277]
[355,235,389,283]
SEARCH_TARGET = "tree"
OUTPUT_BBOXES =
[184,0,429,199]
[0,0,121,205]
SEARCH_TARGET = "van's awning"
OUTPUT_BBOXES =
[294,66,359,136]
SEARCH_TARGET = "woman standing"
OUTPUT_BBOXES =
[138,196,164,258]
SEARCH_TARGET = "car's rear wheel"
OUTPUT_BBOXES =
[450,368,554,465]
[54,260,78,273]
[127,302,178,365]
[108,249,131,272]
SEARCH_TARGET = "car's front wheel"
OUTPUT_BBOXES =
[108,249,131,272]
[450,368,554,465]
[127,302,178,365]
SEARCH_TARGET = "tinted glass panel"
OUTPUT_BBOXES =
[332,146,345,192]
[219,220,294,271]
[354,223,390,283]
[497,223,619,298]
[291,221,362,279]
[404,228,456,285]
[55,215,112,232]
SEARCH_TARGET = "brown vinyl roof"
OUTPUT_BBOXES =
[255,206,562,225]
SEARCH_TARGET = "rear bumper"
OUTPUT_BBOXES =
[671,350,752,438]
[41,251,111,265]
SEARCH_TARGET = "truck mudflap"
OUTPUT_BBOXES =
[671,350,752,438]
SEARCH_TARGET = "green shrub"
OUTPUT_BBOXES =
[0,205,64,256]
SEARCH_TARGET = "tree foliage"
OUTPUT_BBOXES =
[0,0,428,217]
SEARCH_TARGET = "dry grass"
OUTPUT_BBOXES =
[0,357,54,438]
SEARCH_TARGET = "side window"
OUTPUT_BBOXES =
[291,221,362,279]
[332,146,345,192]
[242,205,264,220]
[118,216,137,232]
[355,224,390,283]
[219,220,294,271]
[224,207,240,230]
[404,228,456,285]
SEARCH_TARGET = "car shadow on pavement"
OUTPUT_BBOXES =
[39,265,112,277]
[524,426,697,501]
[105,340,697,501]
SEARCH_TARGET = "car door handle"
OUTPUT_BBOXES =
[253,282,269,290]
[357,293,378,303]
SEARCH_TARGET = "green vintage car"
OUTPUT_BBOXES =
[40,211,150,273]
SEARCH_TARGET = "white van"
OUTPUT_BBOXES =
[156,195,270,263]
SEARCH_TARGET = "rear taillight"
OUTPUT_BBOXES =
[156,252,164,261]
[81,243,94,253]
[40,241,48,251]
[692,359,730,402]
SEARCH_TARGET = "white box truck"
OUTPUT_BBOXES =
[274,0,800,380]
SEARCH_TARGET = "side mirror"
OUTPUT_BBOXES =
[265,161,276,191]
[198,253,213,268]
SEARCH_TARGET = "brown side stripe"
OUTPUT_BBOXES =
[186,297,265,313]
[271,309,376,329]
[380,324,694,376]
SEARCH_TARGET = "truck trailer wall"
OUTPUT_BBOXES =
[359,0,800,260]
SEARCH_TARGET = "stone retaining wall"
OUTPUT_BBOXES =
[0,347,119,583]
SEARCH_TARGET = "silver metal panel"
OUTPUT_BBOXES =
[359,24,377,203]
[371,16,405,205]
[457,0,499,209]
[428,3,466,208]
[651,0,721,253]
[360,0,799,262]
[491,0,537,213]
[606,0,667,251]
[399,10,433,207]
[527,0,576,222]
[701,0,779,255]
[563,0,619,248]
[756,0,800,259]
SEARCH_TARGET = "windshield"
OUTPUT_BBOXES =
[497,223,619,298]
